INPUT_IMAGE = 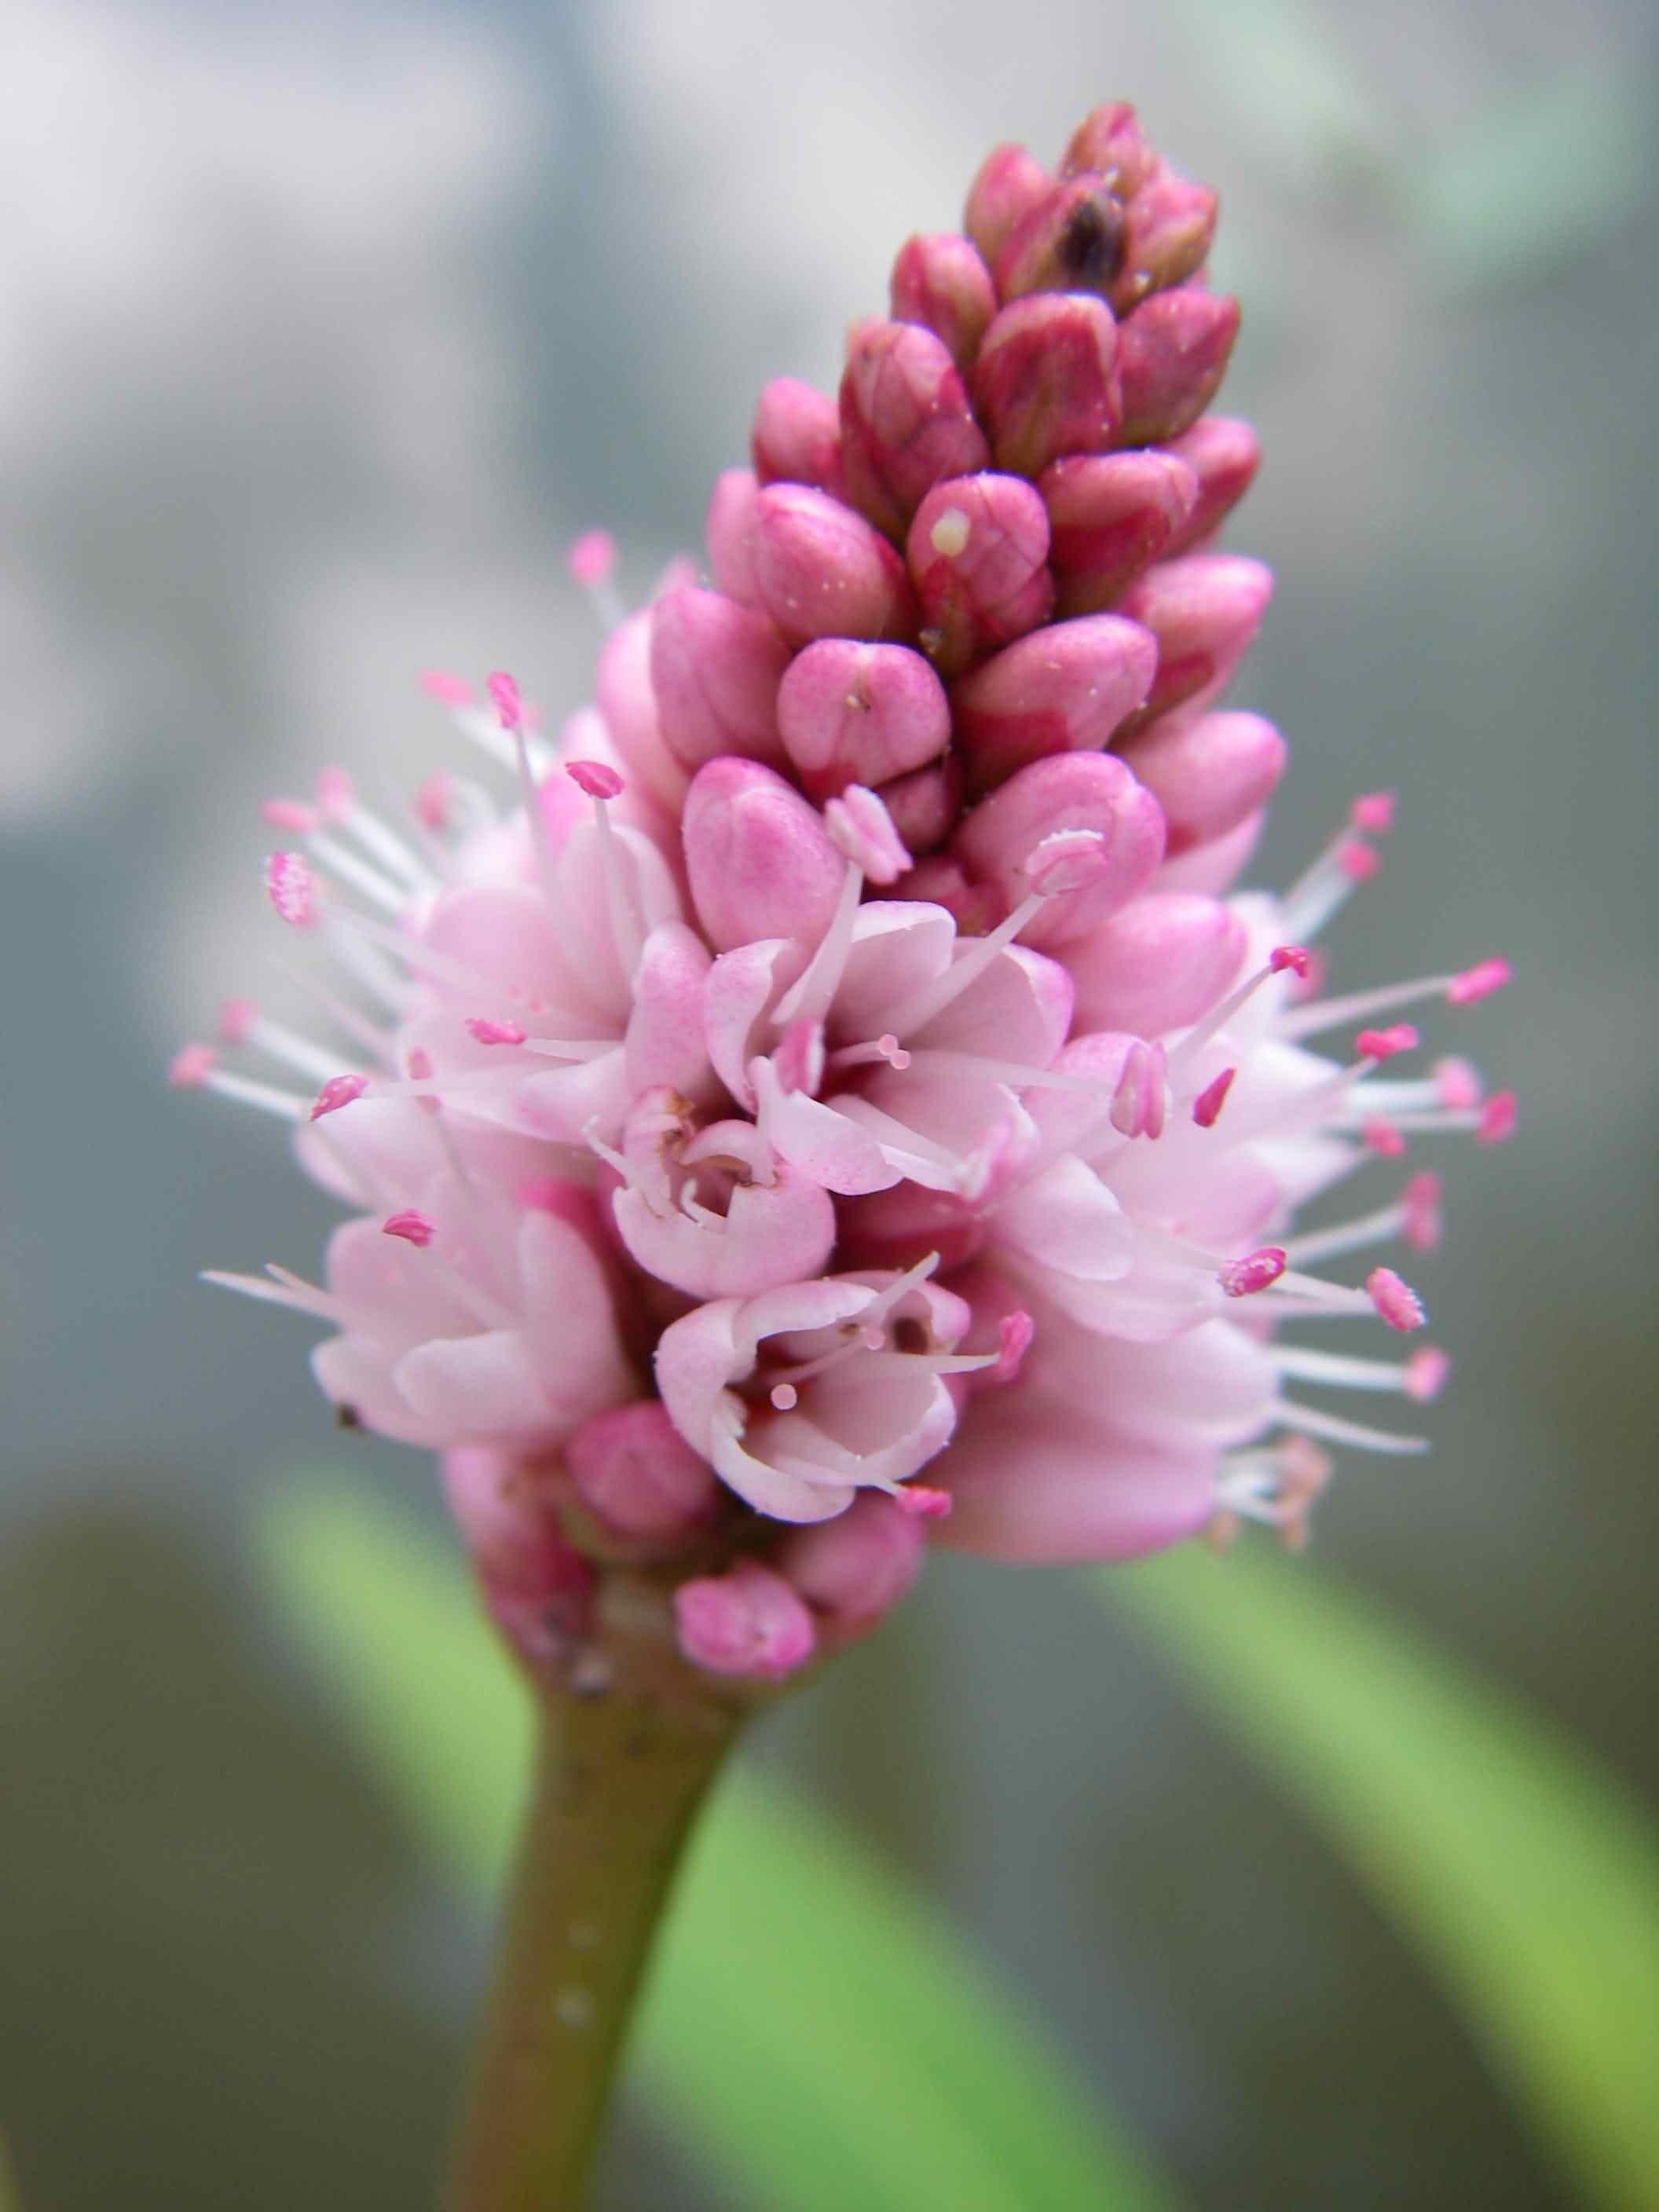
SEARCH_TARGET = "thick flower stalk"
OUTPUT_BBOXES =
[177,102,1513,2207]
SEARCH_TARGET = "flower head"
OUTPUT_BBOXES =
[182,103,1512,1684]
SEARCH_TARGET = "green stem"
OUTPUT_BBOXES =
[444,1595,745,2212]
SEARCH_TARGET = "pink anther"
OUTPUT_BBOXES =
[419,669,474,706]
[1269,944,1312,977]
[260,797,319,835]
[1357,1023,1418,1061]
[1404,1346,1451,1402]
[467,1016,528,1046]
[310,1073,368,1120]
[1477,1090,1517,1144]
[1447,957,1511,1006]
[414,770,451,832]
[382,1209,434,1248]
[566,758,624,800]
[168,1042,216,1088]
[315,766,354,821]
[1368,1265,1426,1331]
[1192,1067,1236,1129]
[1336,837,1380,882]
[218,997,258,1046]
[1218,1246,1287,1298]
[567,529,617,588]
[1350,791,1396,835]
[1363,1116,1406,1157]
[1399,1171,1442,1252]
[486,670,523,731]
[265,851,315,926]
[894,1484,953,1519]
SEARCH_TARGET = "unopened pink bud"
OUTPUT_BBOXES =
[441,1448,596,1662]
[1163,417,1260,552]
[905,473,1053,679]
[1116,288,1240,445]
[752,376,845,497]
[1115,709,1286,853]
[906,474,1053,679]
[778,1494,925,1632]
[566,1401,720,1541]
[649,585,792,775]
[1060,103,1155,196]
[683,757,848,951]
[595,610,686,809]
[888,231,997,369]
[675,1558,817,1680]
[962,141,1053,267]
[1118,554,1273,725]
[751,483,919,646]
[838,317,990,540]
[874,752,965,857]
[776,638,950,801]
[1115,171,1218,311]
[950,612,1156,793]
[993,177,1128,304]
[705,467,762,603]
[1041,451,1199,616]
[973,295,1122,480]
[1066,891,1246,1035]
[952,749,1165,946]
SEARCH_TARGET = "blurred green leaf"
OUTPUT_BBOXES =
[1410,72,1646,285]
[1111,1546,1659,2211]
[259,1482,1177,2212]
[0,2133,17,2212]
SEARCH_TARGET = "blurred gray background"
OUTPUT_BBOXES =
[2,0,1654,2205]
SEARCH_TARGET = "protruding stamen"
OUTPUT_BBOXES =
[262,798,320,834]
[880,892,1049,1041]
[1219,1245,1287,1298]
[1269,1401,1427,1455]
[1368,1266,1426,1331]
[1405,1346,1451,1401]
[266,851,315,926]
[467,1016,528,1046]
[419,670,474,707]
[1478,1092,1517,1144]
[774,861,864,1030]
[1363,1117,1406,1156]
[1435,1057,1483,1110]
[414,771,452,833]
[567,529,625,628]
[383,1210,434,1247]
[1270,1342,1449,1401]
[1270,944,1311,977]
[486,671,523,731]
[1191,1066,1235,1128]
[1338,838,1379,881]
[311,1073,368,1121]
[1350,792,1396,834]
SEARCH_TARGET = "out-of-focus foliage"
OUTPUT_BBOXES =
[1112,1547,1659,2212]
[261,1481,1177,2212]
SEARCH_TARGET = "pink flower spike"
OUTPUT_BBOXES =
[566,758,624,801]
[310,1073,368,1121]
[315,767,354,822]
[1401,1171,1444,1252]
[1404,1347,1452,1403]
[1337,837,1381,882]
[1368,1266,1426,1332]
[1191,1066,1236,1129]
[1478,1090,1518,1144]
[218,997,257,1046]
[1350,791,1396,834]
[168,1042,216,1088]
[1219,1246,1287,1298]
[674,1560,817,1680]
[414,771,451,832]
[824,785,914,886]
[1364,1116,1407,1158]
[467,1016,528,1046]
[1357,1023,1419,1061]
[895,1484,953,1519]
[382,1209,434,1248]
[265,851,315,926]
[419,668,474,706]
[1447,957,1512,1005]
[485,669,523,731]
[260,797,319,834]
[1270,945,1312,978]
[567,529,617,588]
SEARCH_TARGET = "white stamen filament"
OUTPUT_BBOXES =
[1269,1400,1427,1454]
